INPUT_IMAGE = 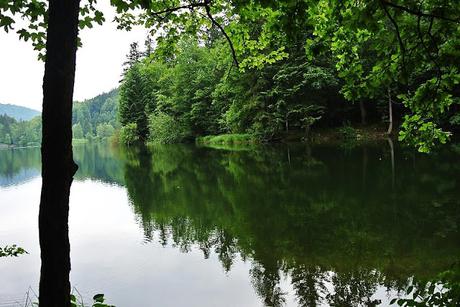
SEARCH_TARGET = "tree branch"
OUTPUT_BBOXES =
[380,0,407,77]
[149,3,206,17]
[381,0,460,23]
[204,3,239,67]
[148,1,239,67]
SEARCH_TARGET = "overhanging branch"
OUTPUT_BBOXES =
[381,0,460,23]
[204,3,239,68]
[148,0,239,67]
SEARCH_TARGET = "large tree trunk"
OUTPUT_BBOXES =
[38,0,80,306]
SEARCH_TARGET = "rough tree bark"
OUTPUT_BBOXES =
[38,0,80,306]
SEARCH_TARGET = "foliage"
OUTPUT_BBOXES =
[0,90,119,146]
[339,123,358,140]
[73,123,84,139]
[70,294,115,307]
[0,0,104,60]
[96,123,115,139]
[118,36,343,144]
[148,112,189,144]
[399,114,451,153]
[0,114,41,146]
[307,0,460,151]
[0,244,27,257]
[26,293,115,307]
[118,64,149,140]
[391,263,460,306]
[73,89,119,140]
[4,0,459,151]
[119,123,139,146]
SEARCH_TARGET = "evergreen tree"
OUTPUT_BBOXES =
[121,42,142,79]
[119,64,149,141]
[144,35,154,57]
[72,123,84,139]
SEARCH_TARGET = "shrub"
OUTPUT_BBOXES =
[148,112,189,144]
[339,123,358,140]
[96,123,115,139]
[119,123,139,146]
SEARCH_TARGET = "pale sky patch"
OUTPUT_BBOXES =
[0,0,149,111]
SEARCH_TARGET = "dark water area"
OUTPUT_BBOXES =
[1,141,459,306]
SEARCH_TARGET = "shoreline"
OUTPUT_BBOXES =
[196,125,396,147]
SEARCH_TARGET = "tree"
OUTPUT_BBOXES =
[96,123,115,139]
[1,1,238,306]
[121,41,142,78]
[38,1,80,306]
[72,123,84,139]
[119,64,149,141]
[307,0,460,151]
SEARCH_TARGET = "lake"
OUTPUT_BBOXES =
[1,141,459,306]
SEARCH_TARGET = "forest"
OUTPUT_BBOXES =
[116,1,460,153]
[2,1,459,153]
[0,90,118,146]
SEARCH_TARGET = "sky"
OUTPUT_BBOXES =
[0,1,148,111]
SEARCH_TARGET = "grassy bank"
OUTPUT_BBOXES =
[195,125,395,149]
[196,134,258,146]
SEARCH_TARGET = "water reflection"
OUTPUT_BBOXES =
[121,143,460,306]
[0,147,40,187]
[1,142,459,306]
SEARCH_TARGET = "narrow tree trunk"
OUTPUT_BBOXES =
[387,87,393,135]
[359,100,367,125]
[287,147,291,165]
[387,137,395,189]
[39,0,80,306]
[304,125,311,141]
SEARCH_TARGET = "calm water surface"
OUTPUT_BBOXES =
[0,142,459,306]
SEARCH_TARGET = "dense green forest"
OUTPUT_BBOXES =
[0,90,119,146]
[0,114,41,147]
[117,1,460,152]
[72,89,119,140]
[2,1,459,153]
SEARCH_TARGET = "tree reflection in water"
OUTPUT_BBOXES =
[118,143,460,306]
[1,142,459,305]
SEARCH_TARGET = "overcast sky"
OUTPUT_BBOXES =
[0,1,148,111]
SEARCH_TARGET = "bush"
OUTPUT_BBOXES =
[96,123,115,139]
[120,123,139,146]
[339,123,358,140]
[148,112,189,144]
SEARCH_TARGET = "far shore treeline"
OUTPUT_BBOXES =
[0,89,118,147]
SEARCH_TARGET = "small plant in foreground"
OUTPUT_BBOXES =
[0,245,28,257]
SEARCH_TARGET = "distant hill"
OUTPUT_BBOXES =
[0,103,40,121]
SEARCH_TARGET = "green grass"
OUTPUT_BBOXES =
[196,134,257,145]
